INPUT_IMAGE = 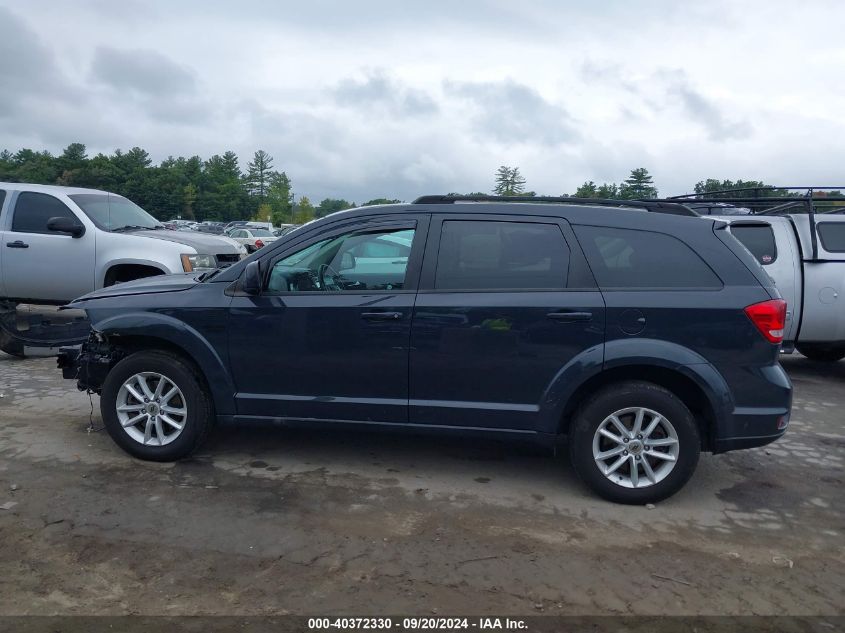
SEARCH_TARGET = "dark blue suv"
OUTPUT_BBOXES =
[58,196,792,503]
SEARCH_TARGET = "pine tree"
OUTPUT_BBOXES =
[620,168,658,199]
[493,166,527,196]
[246,150,274,200]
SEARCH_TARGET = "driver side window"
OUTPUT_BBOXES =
[266,227,415,293]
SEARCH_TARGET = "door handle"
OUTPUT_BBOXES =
[361,311,404,321]
[6,240,29,248]
[547,311,592,322]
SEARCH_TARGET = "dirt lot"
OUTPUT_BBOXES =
[0,351,842,616]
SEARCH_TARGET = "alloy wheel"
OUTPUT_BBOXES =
[592,407,679,489]
[115,372,187,446]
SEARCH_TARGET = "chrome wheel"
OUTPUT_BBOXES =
[592,407,679,489]
[116,372,187,446]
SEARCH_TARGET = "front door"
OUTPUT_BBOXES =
[227,215,429,423]
[1,191,95,302]
[409,215,605,431]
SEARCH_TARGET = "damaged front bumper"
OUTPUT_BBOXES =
[57,332,123,393]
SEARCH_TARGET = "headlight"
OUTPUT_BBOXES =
[181,253,217,272]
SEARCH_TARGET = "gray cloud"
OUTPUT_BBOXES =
[91,47,197,96]
[657,69,753,141]
[445,79,578,146]
[333,71,438,117]
[0,7,72,117]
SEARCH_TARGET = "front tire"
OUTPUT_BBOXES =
[101,350,214,461]
[569,381,700,504]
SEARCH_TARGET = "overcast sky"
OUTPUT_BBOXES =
[2,0,844,202]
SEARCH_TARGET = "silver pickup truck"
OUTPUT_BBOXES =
[684,188,845,361]
[0,182,246,355]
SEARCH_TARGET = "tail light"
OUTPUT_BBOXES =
[255,239,264,249]
[744,299,786,344]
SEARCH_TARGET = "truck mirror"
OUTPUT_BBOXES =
[47,216,85,238]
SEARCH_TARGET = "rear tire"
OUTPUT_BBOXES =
[796,344,845,363]
[101,350,214,461]
[569,381,700,504]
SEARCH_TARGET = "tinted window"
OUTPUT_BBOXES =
[0,190,5,216]
[68,193,159,231]
[12,192,79,234]
[817,222,845,253]
[267,227,415,293]
[435,220,570,290]
[730,224,777,265]
[574,225,721,289]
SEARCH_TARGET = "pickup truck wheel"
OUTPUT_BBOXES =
[569,381,700,505]
[100,351,214,461]
[796,344,845,363]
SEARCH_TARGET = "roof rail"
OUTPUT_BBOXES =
[412,195,698,216]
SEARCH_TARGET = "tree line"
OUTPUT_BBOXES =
[0,143,799,225]
[0,144,400,225]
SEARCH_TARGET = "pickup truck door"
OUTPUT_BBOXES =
[1,191,95,303]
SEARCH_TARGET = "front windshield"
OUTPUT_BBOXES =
[68,193,162,231]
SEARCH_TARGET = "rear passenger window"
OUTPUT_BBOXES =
[435,220,570,290]
[817,222,845,253]
[12,192,79,234]
[730,224,777,264]
[574,225,721,289]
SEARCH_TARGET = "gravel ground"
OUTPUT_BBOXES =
[0,351,842,616]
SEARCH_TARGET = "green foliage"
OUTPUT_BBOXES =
[267,171,294,225]
[493,165,527,196]
[245,150,274,200]
[619,168,658,199]
[293,195,315,223]
[316,198,355,218]
[692,179,788,198]
[362,198,402,206]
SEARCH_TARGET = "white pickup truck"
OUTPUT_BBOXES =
[684,197,845,361]
[0,182,247,356]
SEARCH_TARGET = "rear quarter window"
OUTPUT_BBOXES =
[817,222,845,253]
[573,225,722,289]
[729,224,777,265]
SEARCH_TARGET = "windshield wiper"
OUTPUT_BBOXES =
[196,269,221,282]
[111,225,149,233]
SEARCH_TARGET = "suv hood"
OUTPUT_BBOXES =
[67,273,199,306]
[127,229,243,253]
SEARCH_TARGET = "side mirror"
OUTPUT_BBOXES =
[47,216,85,238]
[242,261,261,295]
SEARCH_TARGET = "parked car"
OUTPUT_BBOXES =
[195,222,226,235]
[227,227,278,252]
[274,224,300,237]
[58,195,792,504]
[0,182,247,355]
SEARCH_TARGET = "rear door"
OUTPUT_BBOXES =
[409,214,605,432]
[1,191,95,302]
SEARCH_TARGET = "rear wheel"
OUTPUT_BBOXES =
[101,350,214,461]
[796,344,845,363]
[569,381,700,504]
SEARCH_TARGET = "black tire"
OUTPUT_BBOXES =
[569,381,700,505]
[100,350,214,461]
[796,344,845,363]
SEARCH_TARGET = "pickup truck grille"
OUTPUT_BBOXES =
[216,254,241,267]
